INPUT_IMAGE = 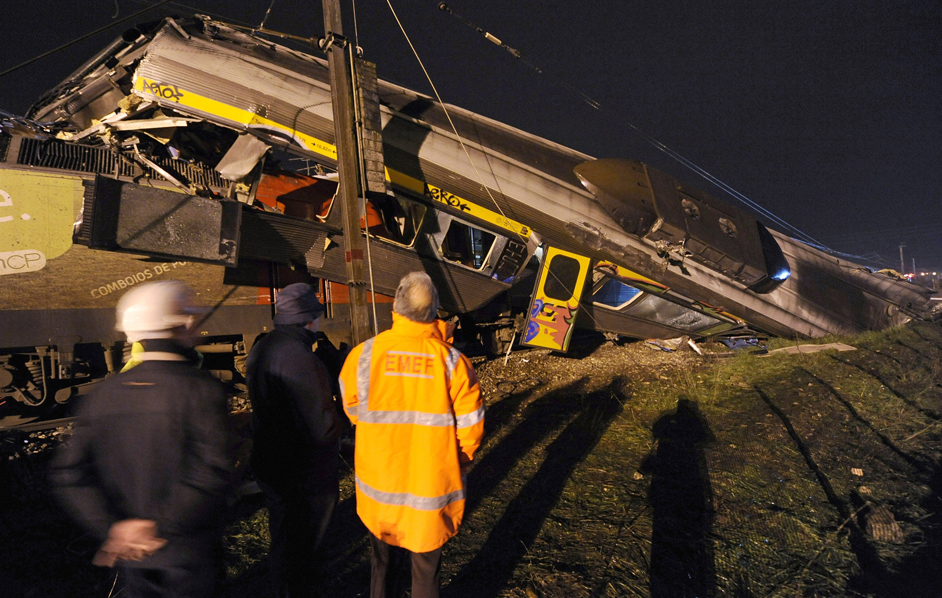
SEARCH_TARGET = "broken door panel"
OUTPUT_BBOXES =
[522,247,592,351]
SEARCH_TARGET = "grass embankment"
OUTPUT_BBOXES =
[222,320,942,597]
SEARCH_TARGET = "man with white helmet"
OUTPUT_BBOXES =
[52,280,234,597]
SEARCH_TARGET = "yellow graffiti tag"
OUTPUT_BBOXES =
[134,77,337,160]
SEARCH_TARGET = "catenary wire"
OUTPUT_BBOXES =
[254,0,278,33]
[0,0,175,79]
[386,0,613,334]
[437,3,833,253]
[825,223,942,244]
[126,0,256,28]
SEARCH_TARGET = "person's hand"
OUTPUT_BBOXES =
[444,319,458,343]
[92,519,167,567]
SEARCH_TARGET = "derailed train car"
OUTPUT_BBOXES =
[0,16,932,425]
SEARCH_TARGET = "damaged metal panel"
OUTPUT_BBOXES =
[378,83,589,190]
[238,209,331,268]
[84,176,241,266]
[215,134,271,181]
[15,137,230,189]
[314,236,512,313]
[38,75,127,131]
[564,220,829,338]
[772,230,926,332]
[132,22,337,160]
[574,158,776,290]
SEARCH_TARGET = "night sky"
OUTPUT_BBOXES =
[3,1,940,272]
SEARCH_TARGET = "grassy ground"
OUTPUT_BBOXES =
[3,320,942,597]
[219,319,942,597]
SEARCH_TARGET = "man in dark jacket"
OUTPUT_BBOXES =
[246,282,341,598]
[52,280,234,597]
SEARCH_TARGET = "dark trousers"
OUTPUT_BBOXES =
[369,534,443,598]
[121,563,215,598]
[257,477,338,598]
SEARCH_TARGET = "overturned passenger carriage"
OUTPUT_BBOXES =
[0,16,932,425]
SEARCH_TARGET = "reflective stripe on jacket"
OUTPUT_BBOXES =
[339,313,484,553]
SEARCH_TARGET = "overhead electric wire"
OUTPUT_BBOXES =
[126,0,256,29]
[385,0,607,333]
[0,0,175,79]
[437,3,832,253]
[253,0,278,34]
[825,223,942,244]
[384,1,524,240]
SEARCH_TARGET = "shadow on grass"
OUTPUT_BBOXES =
[225,465,372,597]
[641,397,717,598]
[883,459,942,597]
[828,354,942,421]
[753,385,893,596]
[464,377,591,516]
[799,367,929,473]
[444,378,625,597]
[227,377,602,597]
[908,323,942,351]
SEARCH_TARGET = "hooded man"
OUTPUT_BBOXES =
[246,282,341,597]
[340,272,485,598]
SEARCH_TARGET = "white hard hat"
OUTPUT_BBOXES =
[115,280,204,342]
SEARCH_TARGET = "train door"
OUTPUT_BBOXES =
[521,247,592,352]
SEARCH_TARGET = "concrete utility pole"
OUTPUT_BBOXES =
[899,242,905,274]
[323,0,371,344]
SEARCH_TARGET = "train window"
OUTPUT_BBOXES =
[363,195,427,247]
[543,254,581,302]
[255,148,339,221]
[440,220,496,269]
[592,278,643,310]
[256,170,337,221]
[625,294,722,332]
[493,239,529,282]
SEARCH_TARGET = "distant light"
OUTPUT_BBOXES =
[934,272,938,276]
[772,269,791,281]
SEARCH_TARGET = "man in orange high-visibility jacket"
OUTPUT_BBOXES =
[340,272,484,598]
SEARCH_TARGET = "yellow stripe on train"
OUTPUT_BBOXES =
[134,77,531,238]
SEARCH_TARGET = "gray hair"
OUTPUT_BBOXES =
[393,272,439,323]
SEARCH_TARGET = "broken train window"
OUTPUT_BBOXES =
[439,219,496,269]
[543,253,582,302]
[252,149,337,221]
[592,278,643,310]
[361,194,427,246]
[623,293,722,333]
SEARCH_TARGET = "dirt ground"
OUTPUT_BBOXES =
[2,320,942,597]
